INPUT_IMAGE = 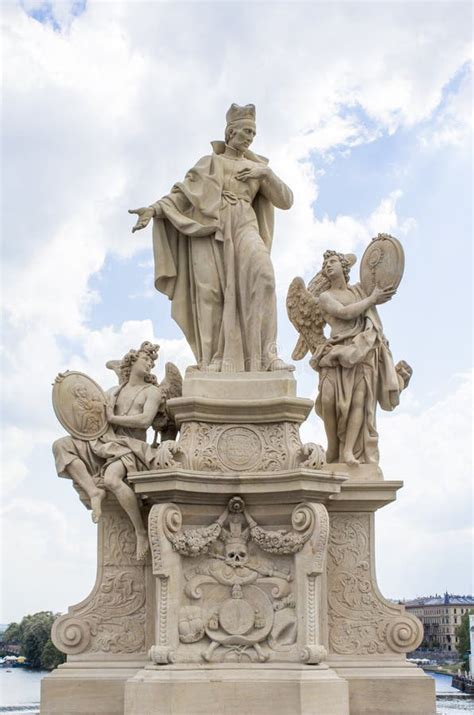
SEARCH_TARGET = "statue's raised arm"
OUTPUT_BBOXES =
[287,234,412,468]
[129,103,294,373]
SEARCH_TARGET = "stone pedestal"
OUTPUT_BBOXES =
[124,666,349,715]
[42,372,436,715]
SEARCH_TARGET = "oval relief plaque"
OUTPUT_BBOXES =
[52,371,108,440]
[360,234,405,295]
[216,426,263,471]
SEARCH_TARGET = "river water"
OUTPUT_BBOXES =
[0,667,472,713]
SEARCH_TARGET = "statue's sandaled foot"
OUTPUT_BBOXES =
[206,359,222,373]
[90,489,106,523]
[342,451,359,466]
[266,357,295,372]
[136,532,150,561]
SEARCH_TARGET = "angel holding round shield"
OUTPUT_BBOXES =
[52,342,182,560]
[287,237,412,466]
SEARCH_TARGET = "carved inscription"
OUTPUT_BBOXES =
[217,426,263,470]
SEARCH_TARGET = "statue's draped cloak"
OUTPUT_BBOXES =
[314,284,401,463]
[152,143,287,370]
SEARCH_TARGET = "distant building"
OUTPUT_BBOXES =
[404,593,474,656]
[469,615,474,675]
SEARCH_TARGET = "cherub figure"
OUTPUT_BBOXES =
[287,248,412,466]
[53,342,182,559]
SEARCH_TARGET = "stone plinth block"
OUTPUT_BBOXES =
[124,665,350,715]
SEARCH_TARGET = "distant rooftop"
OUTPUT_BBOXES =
[404,592,474,608]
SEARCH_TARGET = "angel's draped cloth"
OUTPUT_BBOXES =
[314,284,401,464]
[53,385,158,480]
[151,142,293,371]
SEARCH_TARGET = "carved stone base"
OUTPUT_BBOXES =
[41,662,145,715]
[43,373,436,715]
[327,662,436,715]
[123,665,350,715]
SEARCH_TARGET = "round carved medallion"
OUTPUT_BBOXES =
[360,234,405,295]
[216,426,263,471]
[52,371,108,440]
[219,598,255,636]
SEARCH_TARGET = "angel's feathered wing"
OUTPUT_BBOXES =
[159,362,183,401]
[152,362,183,439]
[286,272,329,360]
[105,360,123,384]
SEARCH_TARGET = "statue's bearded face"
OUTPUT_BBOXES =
[227,121,256,152]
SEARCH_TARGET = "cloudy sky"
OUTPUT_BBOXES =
[1,0,472,623]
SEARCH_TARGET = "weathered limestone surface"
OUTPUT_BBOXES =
[43,371,435,714]
[43,108,435,714]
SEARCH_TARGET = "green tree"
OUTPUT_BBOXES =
[3,612,66,669]
[455,610,473,668]
[3,621,21,644]
[41,638,65,670]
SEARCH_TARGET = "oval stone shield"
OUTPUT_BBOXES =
[360,234,405,295]
[52,371,108,440]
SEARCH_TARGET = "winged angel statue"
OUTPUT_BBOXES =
[52,342,182,559]
[286,238,412,467]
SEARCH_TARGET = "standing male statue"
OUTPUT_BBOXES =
[129,103,294,372]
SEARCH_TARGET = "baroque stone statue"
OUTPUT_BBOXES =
[43,108,434,714]
[287,234,412,466]
[129,103,294,373]
[52,341,182,559]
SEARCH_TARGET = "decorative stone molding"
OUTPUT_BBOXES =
[148,498,330,665]
[52,509,147,656]
[149,645,175,664]
[386,615,424,653]
[247,503,316,554]
[300,645,327,664]
[327,513,423,656]
[166,421,325,474]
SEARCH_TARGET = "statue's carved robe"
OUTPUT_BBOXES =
[152,142,293,371]
[314,284,401,464]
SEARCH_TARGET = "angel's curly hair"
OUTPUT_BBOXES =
[322,250,352,284]
[119,341,159,385]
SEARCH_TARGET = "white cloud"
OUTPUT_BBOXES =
[274,188,416,292]
[419,65,473,149]
[1,426,54,496]
[1,496,97,618]
[376,371,473,597]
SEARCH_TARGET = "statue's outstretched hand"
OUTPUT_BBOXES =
[371,284,397,305]
[129,206,155,233]
[395,360,413,390]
